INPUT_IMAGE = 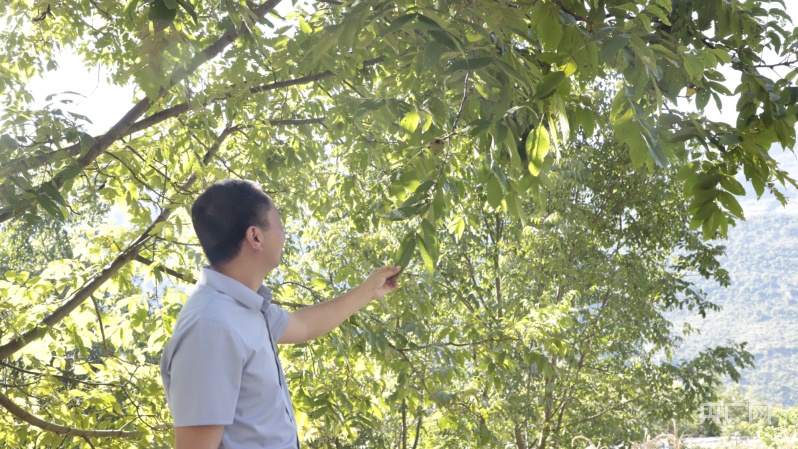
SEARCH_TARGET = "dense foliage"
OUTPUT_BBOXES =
[1,0,796,447]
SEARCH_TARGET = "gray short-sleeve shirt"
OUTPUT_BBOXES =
[160,267,298,449]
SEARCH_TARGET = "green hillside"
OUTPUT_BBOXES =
[672,150,798,407]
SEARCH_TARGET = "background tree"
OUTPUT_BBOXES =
[0,0,796,447]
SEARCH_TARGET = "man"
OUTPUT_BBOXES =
[160,179,401,449]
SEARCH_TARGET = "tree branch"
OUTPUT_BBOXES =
[401,398,407,449]
[269,117,326,126]
[0,127,235,361]
[133,255,196,284]
[753,59,798,69]
[89,295,109,355]
[560,396,638,427]
[0,56,384,182]
[0,0,283,224]
[0,389,143,438]
[494,212,503,319]
[436,277,475,313]
[447,70,470,137]
[0,361,120,388]
[394,337,515,352]
[551,0,593,24]
[412,409,423,449]
[0,233,152,360]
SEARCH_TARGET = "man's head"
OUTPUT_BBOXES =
[191,179,284,271]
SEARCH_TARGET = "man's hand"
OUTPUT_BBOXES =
[359,266,402,301]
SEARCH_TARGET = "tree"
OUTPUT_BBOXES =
[377,131,753,448]
[762,406,798,448]
[0,0,794,447]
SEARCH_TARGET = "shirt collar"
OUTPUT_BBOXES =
[199,266,273,311]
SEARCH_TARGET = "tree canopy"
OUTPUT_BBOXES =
[0,0,795,447]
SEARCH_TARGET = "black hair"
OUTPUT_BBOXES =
[191,179,272,266]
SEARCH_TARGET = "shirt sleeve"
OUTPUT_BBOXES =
[164,319,246,427]
[265,304,290,341]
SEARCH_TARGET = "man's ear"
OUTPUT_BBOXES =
[244,225,262,249]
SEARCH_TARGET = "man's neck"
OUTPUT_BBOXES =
[211,261,267,292]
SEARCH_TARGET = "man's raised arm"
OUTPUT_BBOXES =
[277,266,401,344]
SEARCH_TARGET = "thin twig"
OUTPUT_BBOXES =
[89,295,110,355]
[448,71,471,136]
[133,255,196,284]
[82,436,97,449]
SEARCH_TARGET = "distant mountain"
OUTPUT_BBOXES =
[670,148,798,407]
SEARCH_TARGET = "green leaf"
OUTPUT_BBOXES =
[416,225,439,275]
[550,93,569,142]
[751,176,765,197]
[41,182,67,206]
[612,108,648,168]
[123,0,141,18]
[696,173,722,190]
[690,188,719,209]
[718,133,742,146]
[378,14,417,37]
[148,0,177,24]
[506,189,525,224]
[400,111,420,134]
[149,221,168,236]
[394,232,417,269]
[717,191,745,219]
[427,29,460,51]
[492,57,531,89]
[447,215,466,241]
[577,107,597,137]
[487,176,503,208]
[60,164,83,183]
[299,18,312,34]
[641,129,668,168]
[587,26,615,43]
[78,132,95,153]
[538,4,563,51]
[599,34,630,64]
[445,57,493,74]
[381,203,428,221]
[684,54,704,83]
[175,0,197,23]
[310,24,342,65]
[533,72,565,100]
[431,188,446,219]
[422,41,447,71]
[35,195,65,220]
[491,164,509,191]
[719,176,746,196]
[696,88,710,110]
[646,4,671,25]
[526,123,551,176]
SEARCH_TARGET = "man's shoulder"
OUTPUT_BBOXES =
[183,285,247,317]
[174,286,263,339]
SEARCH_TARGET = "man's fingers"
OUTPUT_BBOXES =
[380,266,401,277]
[386,267,402,284]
